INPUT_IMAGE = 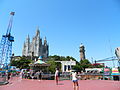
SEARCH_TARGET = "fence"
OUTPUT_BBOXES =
[0,71,8,85]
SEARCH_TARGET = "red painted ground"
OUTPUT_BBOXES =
[0,77,120,90]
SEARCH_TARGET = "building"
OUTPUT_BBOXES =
[55,59,76,72]
[22,28,49,60]
[79,43,86,60]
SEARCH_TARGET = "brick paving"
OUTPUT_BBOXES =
[0,77,120,90]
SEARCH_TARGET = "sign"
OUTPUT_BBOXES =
[112,68,119,73]
[104,68,111,75]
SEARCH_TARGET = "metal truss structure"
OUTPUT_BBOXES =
[0,12,15,69]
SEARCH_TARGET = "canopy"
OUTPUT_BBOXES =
[34,60,45,64]
[29,60,50,67]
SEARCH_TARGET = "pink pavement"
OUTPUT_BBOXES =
[0,77,120,90]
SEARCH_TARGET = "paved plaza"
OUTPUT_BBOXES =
[0,77,120,90]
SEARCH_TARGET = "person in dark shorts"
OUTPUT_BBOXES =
[71,72,79,90]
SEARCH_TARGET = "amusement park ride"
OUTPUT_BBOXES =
[95,50,120,80]
[0,12,15,69]
[115,47,120,66]
[95,47,120,68]
[95,56,120,69]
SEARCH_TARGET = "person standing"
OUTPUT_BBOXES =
[36,71,40,81]
[8,72,11,80]
[71,72,79,90]
[39,70,42,80]
[55,68,60,85]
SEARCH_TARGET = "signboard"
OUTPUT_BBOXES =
[104,68,111,75]
[111,68,120,75]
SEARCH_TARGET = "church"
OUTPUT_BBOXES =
[22,28,49,60]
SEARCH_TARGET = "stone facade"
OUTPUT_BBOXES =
[22,28,49,59]
[79,43,86,60]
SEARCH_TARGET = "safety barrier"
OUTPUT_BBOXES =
[0,71,9,85]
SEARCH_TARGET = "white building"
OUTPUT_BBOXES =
[56,60,76,72]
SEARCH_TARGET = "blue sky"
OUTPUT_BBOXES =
[0,0,120,67]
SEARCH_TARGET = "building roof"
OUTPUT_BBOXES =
[29,60,50,67]
[34,60,45,64]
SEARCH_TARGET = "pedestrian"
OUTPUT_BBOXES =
[55,68,60,85]
[26,71,30,79]
[8,72,11,80]
[71,71,79,90]
[19,70,23,82]
[36,71,40,81]
[39,70,42,80]
[8,72,13,84]
[31,71,35,80]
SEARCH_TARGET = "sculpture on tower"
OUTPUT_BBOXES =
[22,28,49,60]
[79,43,86,61]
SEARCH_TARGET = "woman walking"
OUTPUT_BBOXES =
[71,71,79,90]
[55,68,60,85]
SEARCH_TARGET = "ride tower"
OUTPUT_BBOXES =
[0,12,15,69]
[115,47,120,68]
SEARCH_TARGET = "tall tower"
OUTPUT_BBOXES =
[26,35,30,56]
[43,37,49,58]
[22,35,30,56]
[0,12,15,68]
[79,43,86,61]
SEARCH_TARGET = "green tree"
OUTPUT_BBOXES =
[10,60,19,67]
[48,55,77,61]
[48,55,77,72]
[48,55,60,61]
[80,59,91,65]
[10,57,32,69]
[72,63,82,72]
[66,56,76,61]
[118,67,120,72]
[47,60,57,73]
[60,56,66,61]
[78,59,93,72]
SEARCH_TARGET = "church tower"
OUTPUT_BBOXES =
[79,43,86,61]
[22,35,30,56]
[22,27,49,60]
[43,37,49,58]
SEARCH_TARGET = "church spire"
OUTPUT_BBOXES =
[44,36,47,45]
[36,26,40,36]
[44,36,46,41]
[22,27,49,59]
[26,34,30,42]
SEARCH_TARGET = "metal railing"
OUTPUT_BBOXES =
[0,71,8,85]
